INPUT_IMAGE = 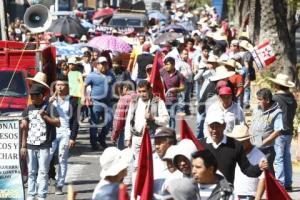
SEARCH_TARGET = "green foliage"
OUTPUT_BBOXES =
[187,0,211,10]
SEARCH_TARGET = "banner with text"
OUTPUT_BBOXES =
[0,119,24,200]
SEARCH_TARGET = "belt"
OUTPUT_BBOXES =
[238,195,255,200]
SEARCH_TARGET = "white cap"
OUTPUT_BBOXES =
[206,111,225,125]
[163,145,177,160]
[100,147,133,178]
[98,56,108,63]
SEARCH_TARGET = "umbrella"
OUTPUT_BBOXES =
[178,21,196,32]
[148,10,168,21]
[160,24,188,34]
[52,41,84,57]
[48,16,87,36]
[154,32,182,45]
[88,35,132,53]
[92,8,114,20]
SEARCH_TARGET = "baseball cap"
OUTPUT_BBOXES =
[98,56,108,63]
[206,111,225,125]
[153,127,176,140]
[218,86,232,96]
[215,80,227,91]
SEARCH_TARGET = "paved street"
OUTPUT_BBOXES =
[43,108,300,199]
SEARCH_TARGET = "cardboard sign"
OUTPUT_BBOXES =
[0,119,24,200]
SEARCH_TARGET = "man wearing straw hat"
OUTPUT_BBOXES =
[21,82,61,200]
[269,73,297,191]
[227,124,266,200]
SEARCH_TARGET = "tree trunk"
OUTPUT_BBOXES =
[232,0,300,88]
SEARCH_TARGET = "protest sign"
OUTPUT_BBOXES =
[0,118,24,200]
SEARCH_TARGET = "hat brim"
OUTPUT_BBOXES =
[209,71,235,81]
[26,78,50,88]
[268,78,295,88]
[226,133,251,141]
[100,161,128,178]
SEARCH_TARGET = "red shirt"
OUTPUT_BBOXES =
[229,74,244,97]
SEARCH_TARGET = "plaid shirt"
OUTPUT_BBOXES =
[111,91,137,141]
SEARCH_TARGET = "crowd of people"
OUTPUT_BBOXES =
[8,2,300,200]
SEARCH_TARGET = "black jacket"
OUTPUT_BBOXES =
[273,92,297,135]
[207,175,233,200]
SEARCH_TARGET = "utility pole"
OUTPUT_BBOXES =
[0,0,7,40]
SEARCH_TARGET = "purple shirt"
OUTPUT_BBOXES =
[160,68,185,105]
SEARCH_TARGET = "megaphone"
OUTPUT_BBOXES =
[24,4,52,33]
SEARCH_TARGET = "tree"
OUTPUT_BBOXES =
[229,0,300,88]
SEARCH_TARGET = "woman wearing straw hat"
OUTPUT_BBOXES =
[269,73,297,191]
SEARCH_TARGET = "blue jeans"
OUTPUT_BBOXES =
[90,101,113,147]
[243,86,251,108]
[49,130,70,187]
[178,81,192,113]
[196,111,205,139]
[27,148,51,199]
[166,103,177,129]
[274,134,293,187]
[117,130,125,150]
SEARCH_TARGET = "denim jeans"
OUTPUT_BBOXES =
[89,101,113,147]
[49,130,70,187]
[196,111,205,139]
[166,103,177,129]
[243,86,251,108]
[117,130,125,150]
[27,148,51,199]
[178,81,192,114]
[274,134,293,187]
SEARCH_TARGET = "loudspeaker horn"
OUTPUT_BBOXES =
[24,4,52,33]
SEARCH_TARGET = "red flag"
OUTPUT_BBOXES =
[180,118,204,151]
[134,127,154,200]
[149,52,166,101]
[264,170,292,200]
[119,184,129,200]
[251,40,276,70]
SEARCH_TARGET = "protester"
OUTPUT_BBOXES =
[199,111,268,184]
[48,78,79,195]
[191,149,234,199]
[270,74,297,190]
[228,124,266,200]
[82,56,116,150]
[21,83,60,200]
[160,57,185,128]
[92,147,133,200]
[250,88,283,174]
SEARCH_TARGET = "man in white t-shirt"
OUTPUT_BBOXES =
[228,124,266,200]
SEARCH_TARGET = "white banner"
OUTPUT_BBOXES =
[0,119,24,200]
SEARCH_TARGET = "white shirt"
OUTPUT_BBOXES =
[53,96,71,135]
[206,135,227,149]
[175,60,193,82]
[153,152,172,194]
[234,147,265,197]
[198,183,217,200]
[204,101,245,137]
[124,98,169,140]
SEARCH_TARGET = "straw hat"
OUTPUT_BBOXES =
[207,55,219,63]
[209,65,235,81]
[268,73,295,88]
[219,59,242,69]
[26,72,49,88]
[239,40,253,51]
[226,124,251,141]
[67,56,78,64]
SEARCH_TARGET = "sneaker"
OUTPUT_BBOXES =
[55,186,63,195]
[27,196,35,200]
[285,186,293,192]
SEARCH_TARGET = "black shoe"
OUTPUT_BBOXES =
[285,186,293,192]
[98,138,107,149]
[91,145,99,151]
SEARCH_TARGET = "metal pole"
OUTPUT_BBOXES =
[0,0,7,40]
